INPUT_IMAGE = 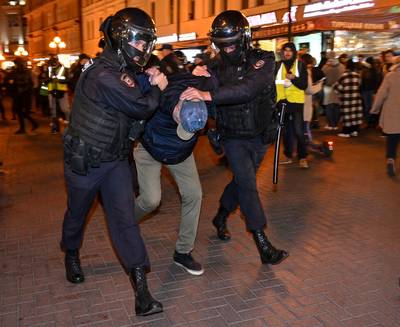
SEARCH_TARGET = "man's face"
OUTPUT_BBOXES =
[129,40,147,53]
[222,44,236,54]
[161,49,173,58]
[283,48,293,60]
[194,57,203,65]
[384,53,394,64]
[80,58,89,65]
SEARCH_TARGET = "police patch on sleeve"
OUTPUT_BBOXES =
[253,60,265,69]
[121,73,135,87]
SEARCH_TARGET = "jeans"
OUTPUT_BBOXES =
[134,144,202,254]
[325,103,341,128]
[387,134,400,159]
[283,109,308,160]
[220,136,268,231]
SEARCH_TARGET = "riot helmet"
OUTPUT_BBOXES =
[102,8,157,69]
[209,10,251,63]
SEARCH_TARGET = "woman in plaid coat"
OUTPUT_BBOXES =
[334,59,363,137]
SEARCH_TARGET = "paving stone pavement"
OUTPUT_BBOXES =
[0,111,399,327]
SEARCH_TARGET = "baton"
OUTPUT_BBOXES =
[273,102,286,185]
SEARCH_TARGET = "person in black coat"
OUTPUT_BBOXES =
[7,58,38,134]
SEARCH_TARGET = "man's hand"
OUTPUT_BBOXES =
[145,67,160,77]
[192,65,210,77]
[149,72,168,91]
[180,87,212,101]
[286,73,295,80]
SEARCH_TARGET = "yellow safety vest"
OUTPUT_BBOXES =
[276,60,305,104]
[48,65,68,92]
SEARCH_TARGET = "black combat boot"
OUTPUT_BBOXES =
[129,267,163,316]
[212,206,231,241]
[252,230,289,265]
[65,249,85,283]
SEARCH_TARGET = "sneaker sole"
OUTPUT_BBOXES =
[174,261,205,276]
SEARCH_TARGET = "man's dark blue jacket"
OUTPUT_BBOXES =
[140,72,213,165]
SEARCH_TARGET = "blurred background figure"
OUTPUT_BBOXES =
[382,49,396,75]
[158,43,173,59]
[69,53,91,93]
[0,69,6,120]
[47,56,70,134]
[360,57,383,126]
[334,59,363,138]
[322,51,345,131]
[370,62,400,176]
[6,58,38,134]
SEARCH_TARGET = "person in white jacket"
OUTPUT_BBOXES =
[301,54,324,142]
[370,63,400,176]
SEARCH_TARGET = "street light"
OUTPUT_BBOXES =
[14,46,28,56]
[49,36,66,54]
[8,0,26,5]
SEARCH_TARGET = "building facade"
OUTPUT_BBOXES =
[0,0,28,59]
[25,0,82,59]
[22,0,400,61]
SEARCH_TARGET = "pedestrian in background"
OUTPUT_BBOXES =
[370,63,400,176]
[7,58,38,134]
[322,51,345,130]
[334,59,363,138]
[276,42,309,168]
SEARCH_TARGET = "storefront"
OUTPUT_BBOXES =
[250,0,400,60]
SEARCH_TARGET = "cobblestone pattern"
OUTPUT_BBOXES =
[0,112,399,327]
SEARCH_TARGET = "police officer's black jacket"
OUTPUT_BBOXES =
[141,72,214,165]
[64,47,161,164]
[209,49,276,139]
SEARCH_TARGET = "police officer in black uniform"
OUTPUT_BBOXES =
[181,10,288,266]
[61,8,167,316]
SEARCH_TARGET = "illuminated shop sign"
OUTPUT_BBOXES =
[248,12,277,27]
[156,32,196,44]
[331,21,385,29]
[304,0,375,18]
[282,6,299,23]
[248,6,298,27]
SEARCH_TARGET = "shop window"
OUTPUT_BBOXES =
[99,17,103,37]
[170,0,174,24]
[151,2,156,22]
[241,0,249,9]
[188,0,195,20]
[209,0,215,16]
[221,0,227,11]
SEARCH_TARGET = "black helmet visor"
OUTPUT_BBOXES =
[210,32,241,50]
[123,28,157,67]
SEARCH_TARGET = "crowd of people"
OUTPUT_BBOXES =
[0,6,399,318]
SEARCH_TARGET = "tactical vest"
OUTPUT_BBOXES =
[64,61,131,165]
[276,60,305,104]
[216,60,275,138]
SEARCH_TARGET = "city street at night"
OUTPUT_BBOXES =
[1,110,399,327]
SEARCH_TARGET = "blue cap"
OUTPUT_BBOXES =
[177,100,208,140]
